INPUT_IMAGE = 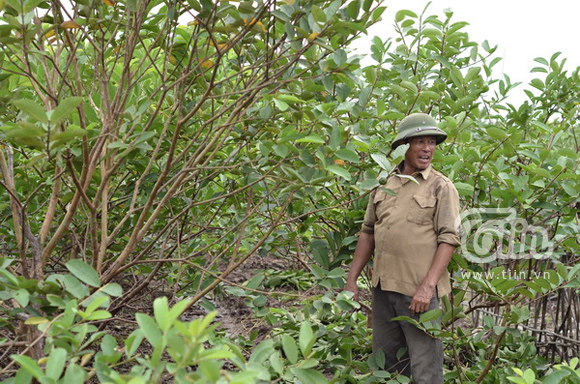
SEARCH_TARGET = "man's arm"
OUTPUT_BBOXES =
[409,242,455,316]
[344,232,375,301]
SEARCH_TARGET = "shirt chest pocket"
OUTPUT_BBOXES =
[407,195,436,225]
[373,188,395,219]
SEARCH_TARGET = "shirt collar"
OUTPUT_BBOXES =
[393,161,432,180]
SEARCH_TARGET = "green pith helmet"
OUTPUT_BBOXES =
[391,113,447,150]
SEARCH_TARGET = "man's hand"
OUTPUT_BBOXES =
[409,243,456,316]
[344,280,359,302]
[344,232,374,303]
[409,283,436,316]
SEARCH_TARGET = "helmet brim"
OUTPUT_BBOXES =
[391,127,447,150]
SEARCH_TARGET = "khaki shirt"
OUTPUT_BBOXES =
[361,163,460,298]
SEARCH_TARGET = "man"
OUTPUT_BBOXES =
[345,113,461,383]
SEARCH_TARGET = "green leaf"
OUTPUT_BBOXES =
[486,127,508,140]
[198,349,234,360]
[133,130,156,144]
[154,297,191,331]
[49,97,83,126]
[249,339,274,364]
[24,317,49,325]
[455,181,474,196]
[126,0,137,11]
[168,299,192,322]
[534,278,553,291]
[296,135,325,144]
[125,329,144,358]
[13,289,30,307]
[419,309,442,323]
[514,287,536,299]
[395,9,417,22]
[291,368,328,384]
[523,369,535,383]
[379,187,396,195]
[107,141,128,149]
[325,0,341,19]
[13,99,48,124]
[273,98,289,111]
[298,321,315,356]
[153,296,170,331]
[45,348,67,381]
[335,148,360,163]
[421,27,441,37]
[541,370,569,384]
[0,262,19,285]
[360,178,379,190]
[50,127,87,146]
[507,376,527,384]
[5,122,45,140]
[327,267,345,278]
[530,78,544,90]
[370,153,391,171]
[281,334,299,364]
[400,80,418,93]
[372,6,386,22]
[397,174,419,184]
[85,295,109,314]
[311,5,327,23]
[269,351,284,375]
[85,310,112,321]
[100,334,118,357]
[61,275,89,298]
[273,144,289,158]
[228,369,263,384]
[66,259,101,288]
[10,355,43,380]
[198,359,222,382]
[135,313,163,348]
[101,283,123,297]
[326,164,351,181]
[276,94,304,104]
[546,270,561,286]
[62,363,86,383]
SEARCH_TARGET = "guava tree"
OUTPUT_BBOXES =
[1,0,579,381]
[0,0,385,284]
[0,0,386,363]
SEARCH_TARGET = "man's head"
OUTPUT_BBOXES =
[392,113,447,172]
[404,135,437,171]
[391,113,447,150]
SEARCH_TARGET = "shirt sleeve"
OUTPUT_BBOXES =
[434,179,461,247]
[361,189,377,234]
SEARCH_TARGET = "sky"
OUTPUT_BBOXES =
[353,0,580,105]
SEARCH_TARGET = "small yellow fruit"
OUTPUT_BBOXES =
[307,32,319,42]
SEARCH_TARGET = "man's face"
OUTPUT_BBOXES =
[404,135,437,171]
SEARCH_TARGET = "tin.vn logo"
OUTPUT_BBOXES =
[459,208,554,263]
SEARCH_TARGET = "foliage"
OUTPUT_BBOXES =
[0,0,384,284]
[508,358,580,384]
[0,0,578,382]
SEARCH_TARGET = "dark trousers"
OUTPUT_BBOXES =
[372,287,443,384]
